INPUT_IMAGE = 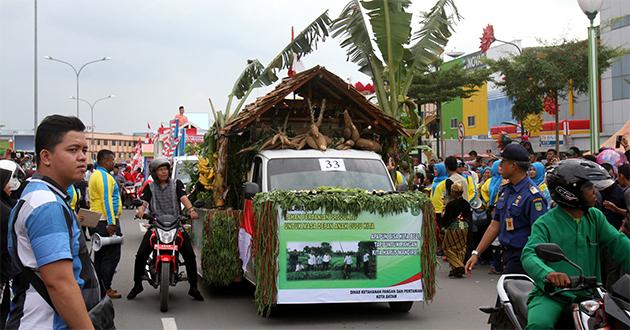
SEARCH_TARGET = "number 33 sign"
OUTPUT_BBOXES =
[319,159,346,172]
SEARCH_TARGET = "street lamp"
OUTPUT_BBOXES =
[44,56,111,118]
[69,95,115,160]
[577,0,603,153]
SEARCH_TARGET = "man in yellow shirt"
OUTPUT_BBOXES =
[89,149,123,299]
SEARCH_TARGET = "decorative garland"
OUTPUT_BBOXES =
[251,188,436,316]
[201,210,242,287]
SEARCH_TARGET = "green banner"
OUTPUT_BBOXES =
[277,209,423,304]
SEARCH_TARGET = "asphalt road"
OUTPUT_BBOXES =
[108,210,498,330]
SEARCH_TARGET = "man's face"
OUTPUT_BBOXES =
[619,173,629,187]
[113,167,119,175]
[499,159,514,179]
[39,131,88,186]
[179,108,184,115]
[157,165,170,182]
[103,155,115,171]
[546,151,555,161]
[582,185,597,207]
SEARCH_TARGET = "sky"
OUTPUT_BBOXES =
[0,0,594,134]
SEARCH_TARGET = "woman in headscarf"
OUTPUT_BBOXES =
[430,163,448,216]
[1,167,16,329]
[430,163,449,251]
[529,162,551,207]
[480,160,502,209]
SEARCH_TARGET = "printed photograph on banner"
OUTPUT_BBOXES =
[286,241,376,281]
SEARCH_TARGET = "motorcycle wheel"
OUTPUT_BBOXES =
[160,262,170,313]
[388,301,413,313]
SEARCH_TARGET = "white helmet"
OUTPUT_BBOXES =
[0,160,26,191]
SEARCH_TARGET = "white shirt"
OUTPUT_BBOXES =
[308,254,316,265]
[363,253,369,262]
[344,255,353,265]
[323,254,331,262]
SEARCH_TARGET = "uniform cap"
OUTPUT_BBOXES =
[500,143,530,162]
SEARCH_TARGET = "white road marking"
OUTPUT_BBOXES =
[139,222,147,233]
[161,317,178,330]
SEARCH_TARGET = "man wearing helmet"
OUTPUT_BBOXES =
[126,158,203,301]
[521,159,630,329]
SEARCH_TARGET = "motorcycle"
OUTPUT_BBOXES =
[479,243,630,330]
[123,182,139,209]
[132,200,191,312]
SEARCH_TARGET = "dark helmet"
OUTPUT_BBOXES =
[149,158,172,181]
[546,159,613,210]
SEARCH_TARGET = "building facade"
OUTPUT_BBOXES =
[429,0,630,155]
[600,0,630,136]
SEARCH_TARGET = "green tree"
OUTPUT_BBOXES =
[332,0,460,122]
[407,61,490,156]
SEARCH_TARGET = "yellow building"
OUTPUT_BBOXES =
[462,83,489,137]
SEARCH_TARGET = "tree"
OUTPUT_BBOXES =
[332,0,460,122]
[407,61,490,157]
[487,39,624,151]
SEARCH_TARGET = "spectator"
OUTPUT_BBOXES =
[544,148,558,167]
[175,105,189,126]
[89,149,123,299]
[6,115,98,329]
[411,172,425,192]
[439,181,471,278]
[566,146,582,159]
[444,156,468,204]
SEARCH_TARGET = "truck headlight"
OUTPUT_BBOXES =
[157,228,176,244]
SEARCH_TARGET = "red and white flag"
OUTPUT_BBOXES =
[238,199,255,272]
[131,139,143,171]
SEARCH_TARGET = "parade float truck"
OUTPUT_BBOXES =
[191,66,436,316]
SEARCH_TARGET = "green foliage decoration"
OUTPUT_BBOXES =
[251,187,437,316]
[201,210,242,287]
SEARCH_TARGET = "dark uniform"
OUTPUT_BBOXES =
[493,144,548,274]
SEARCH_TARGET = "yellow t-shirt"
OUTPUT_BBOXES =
[430,180,446,214]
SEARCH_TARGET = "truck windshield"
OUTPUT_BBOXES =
[267,158,393,191]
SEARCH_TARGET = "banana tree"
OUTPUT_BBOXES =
[331,0,460,124]
[204,11,332,207]
[216,11,333,127]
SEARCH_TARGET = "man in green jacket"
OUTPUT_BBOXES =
[522,159,630,329]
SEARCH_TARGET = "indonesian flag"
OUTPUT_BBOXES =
[131,140,143,171]
[238,199,255,272]
[147,122,151,130]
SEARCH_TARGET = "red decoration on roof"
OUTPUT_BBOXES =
[480,24,495,54]
[353,81,375,95]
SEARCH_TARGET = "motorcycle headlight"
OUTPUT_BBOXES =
[157,228,177,244]
[579,300,600,316]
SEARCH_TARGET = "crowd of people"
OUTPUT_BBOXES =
[387,136,630,328]
[0,114,202,329]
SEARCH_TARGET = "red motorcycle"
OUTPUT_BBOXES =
[123,182,139,209]
[137,213,190,312]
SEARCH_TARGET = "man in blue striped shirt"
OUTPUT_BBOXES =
[7,115,97,329]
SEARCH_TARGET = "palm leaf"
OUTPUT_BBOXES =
[226,59,264,116]
[399,0,459,97]
[331,0,390,114]
[361,0,412,69]
[253,11,332,88]
[331,0,378,76]
[230,60,265,101]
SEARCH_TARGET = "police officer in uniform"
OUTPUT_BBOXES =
[465,143,548,275]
